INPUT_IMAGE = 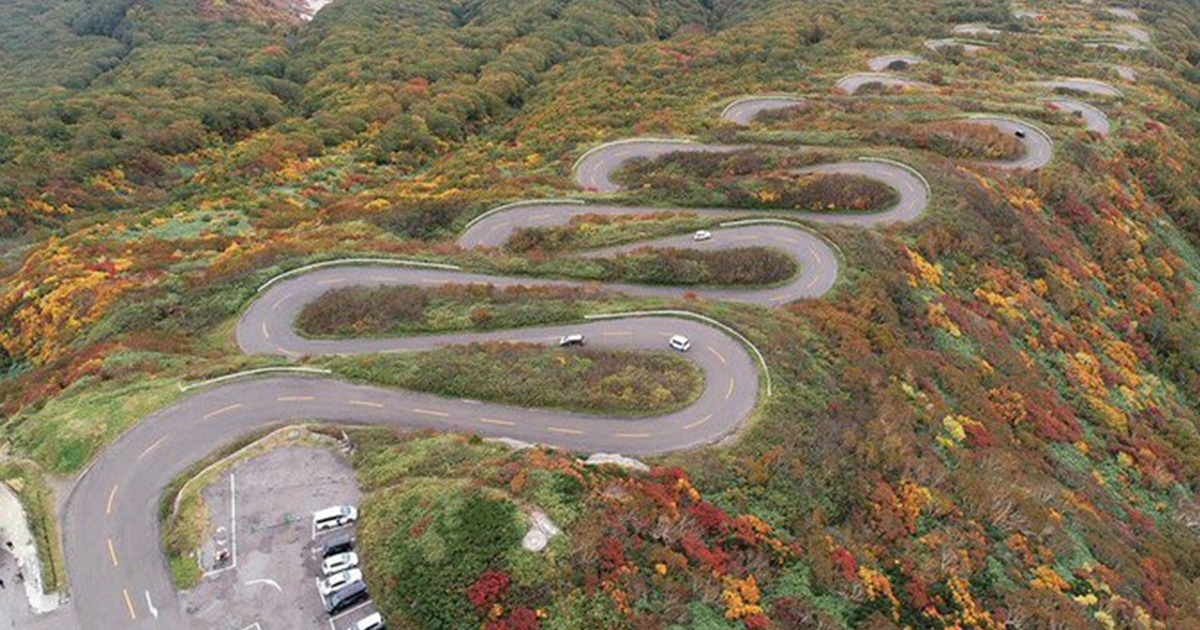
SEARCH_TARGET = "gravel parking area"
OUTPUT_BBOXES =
[180,443,373,630]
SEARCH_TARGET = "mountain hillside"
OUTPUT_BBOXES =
[5,0,1200,628]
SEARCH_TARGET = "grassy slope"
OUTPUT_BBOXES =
[326,344,704,417]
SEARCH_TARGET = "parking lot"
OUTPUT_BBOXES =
[181,443,379,630]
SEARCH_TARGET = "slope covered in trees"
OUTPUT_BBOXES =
[5,0,1200,627]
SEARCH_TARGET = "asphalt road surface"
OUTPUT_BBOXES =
[59,90,1056,629]
[834,72,930,95]
[719,96,805,126]
[1050,98,1110,135]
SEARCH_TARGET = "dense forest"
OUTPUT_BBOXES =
[6,0,1200,627]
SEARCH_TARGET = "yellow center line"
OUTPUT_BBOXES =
[684,414,714,430]
[614,432,652,438]
[706,346,726,364]
[479,417,515,427]
[349,400,384,409]
[204,403,244,420]
[726,378,736,400]
[261,321,270,340]
[122,588,137,620]
[107,538,120,567]
[413,408,449,417]
[547,427,583,435]
[277,396,315,402]
[106,485,119,516]
[316,277,347,285]
[137,435,169,460]
[601,331,632,337]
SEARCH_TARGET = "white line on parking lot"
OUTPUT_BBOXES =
[204,473,239,578]
[245,578,282,592]
[238,623,262,630]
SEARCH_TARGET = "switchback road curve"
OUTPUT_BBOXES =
[62,95,1054,629]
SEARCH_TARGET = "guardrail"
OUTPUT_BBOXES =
[256,258,461,293]
[463,198,585,232]
[179,367,333,392]
[584,310,772,397]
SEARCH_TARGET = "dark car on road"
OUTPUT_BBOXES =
[322,532,355,558]
[325,580,369,614]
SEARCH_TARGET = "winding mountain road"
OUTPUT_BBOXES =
[60,93,1055,629]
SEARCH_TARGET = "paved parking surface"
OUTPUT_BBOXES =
[181,444,368,630]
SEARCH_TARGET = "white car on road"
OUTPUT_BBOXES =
[322,551,359,576]
[558,334,585,347]
[693,230,713,241]
[319,568,363,597]
[669,335,691,352]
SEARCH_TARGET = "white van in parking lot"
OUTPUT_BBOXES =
[314,505,357,532]
[349,612,386,630]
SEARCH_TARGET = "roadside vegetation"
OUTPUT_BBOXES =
[296,284,595,338]
[503,212,717,253]
[515,246,797,287]
[327,343,704,417]
[613,150,898,212]
[350,429,802,630]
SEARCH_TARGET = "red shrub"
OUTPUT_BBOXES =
[467,571,511,608]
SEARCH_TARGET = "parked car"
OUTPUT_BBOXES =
[313,505,357,532]
[322,551,360,576]
[558,334,585,347]
[324,580,369,615]
[348,612,386,630]
[1014,129,1026,138]
[321,532,355,558]
[319,569,364,597]
[668,335,691,352]
[693,230,713,241]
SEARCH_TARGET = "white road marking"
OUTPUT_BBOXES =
[245,578,283,592]
[480,417,515,426]
[145,591,158,619]
[204,403,244,419]
[614,432,652,438]
[413,408,449,417]
[271,292,294,310]
[138,435,169,460]
[277,396,315,402]
[107,538,119,567]
[348,400,384,409]
[684,414,713,430]
[106,484,118,516]
[706,346,726,364]
[261,321,270,340]
[547,426,583,435]
[316,277,347,285]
